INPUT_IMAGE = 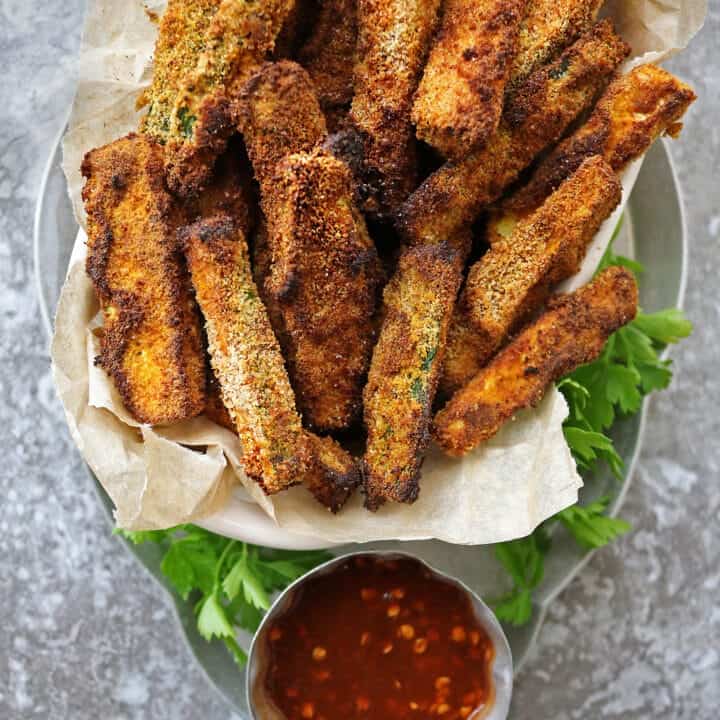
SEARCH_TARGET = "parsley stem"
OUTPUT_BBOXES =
[215,540,238,588]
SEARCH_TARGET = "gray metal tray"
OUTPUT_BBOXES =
[34,131,686,715]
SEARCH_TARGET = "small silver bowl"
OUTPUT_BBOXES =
[246,550,513,719]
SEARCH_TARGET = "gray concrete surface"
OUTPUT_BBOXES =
[1,2,718,718]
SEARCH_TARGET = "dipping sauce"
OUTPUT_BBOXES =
[256,555,495,719]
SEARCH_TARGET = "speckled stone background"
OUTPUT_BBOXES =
[1,1,718,718]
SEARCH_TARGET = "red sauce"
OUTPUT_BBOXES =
[255,555,495,719]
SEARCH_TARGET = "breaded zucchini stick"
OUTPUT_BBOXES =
[489,65,697,242]
[183,215,309,493]
[348,0,443,216]
[140,0,223,143]
[412,0,528,158]
[434,267,639,456]
[298,0,358,131]
[265,149,382,431]
[306,434,362,512]
[397,20,629,246]
[182,215,358,509]
[441,156,621,394]
[363,244,462,510]
[237,61,328,194]
[82,134,207,425]
[164,0,294,197]
[507,0,603,94]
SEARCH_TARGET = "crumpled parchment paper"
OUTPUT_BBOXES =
[52,0,705,544]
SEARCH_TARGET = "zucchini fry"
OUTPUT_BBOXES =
[434,267,638,456]
[507,0,603,94]
[299,0,358,131]
[348,0,443,217]
[442,156,621,394]
[412,0,528,158]
[140,0,223,143]
[82,134,206,426]
[183,215,358,509]
[164,0,295,197]
[237,61,328,195]
[489,65,697,242]
[397,20,629,246]
[363,244,462,510]
[265,150,382,431]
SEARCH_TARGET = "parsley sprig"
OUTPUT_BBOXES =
[118,525,331,665]
[492,230,692,625]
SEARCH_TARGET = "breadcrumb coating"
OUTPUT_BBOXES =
[363,243,462,510]
[412,0,527,158]
[397,20,630,246]
[299,0,358,131]
[237,60,328,194]
[441,156,621,394]
[434,267,638,456]
[507,0,603,94]
[163,0,295,197]
[348,0,443,217]
[82,134,207,426]
[140,0,223,142]
[488,64,697,243]
[265,149,382,431]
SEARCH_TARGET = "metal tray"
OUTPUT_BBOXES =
[34,130,686,715]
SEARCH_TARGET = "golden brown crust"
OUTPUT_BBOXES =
[305,434,362,513]
[412,0,527,158]
[496,65,697,224]
[433,267,639,456]
[237,60,328,193]
[140,0,223,141]
[507,0,603,94]
[441,156,622,394]
[397,19,630,246]
[183,214,357,508]
[82,134,207,426]
[265,149,382,431]
[164,0,295,197]
[182,215,309,493]
[362,243,462,510]
[299,0,358,132]
[348,0,443,217]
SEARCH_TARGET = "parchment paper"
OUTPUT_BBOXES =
[52,0,705,543]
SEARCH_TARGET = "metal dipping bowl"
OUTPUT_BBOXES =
[246,551,514,720]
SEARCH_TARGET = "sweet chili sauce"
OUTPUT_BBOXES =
[256,555,495,719]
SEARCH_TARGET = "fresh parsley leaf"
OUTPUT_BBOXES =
[223,552,271,610]
[562,427,624,478]
[115,528,331,668]
[491,528,551,626]
[632,308,693,344]
[494,588,533,626]
[198,592,235,641]
[557,497,631,549]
